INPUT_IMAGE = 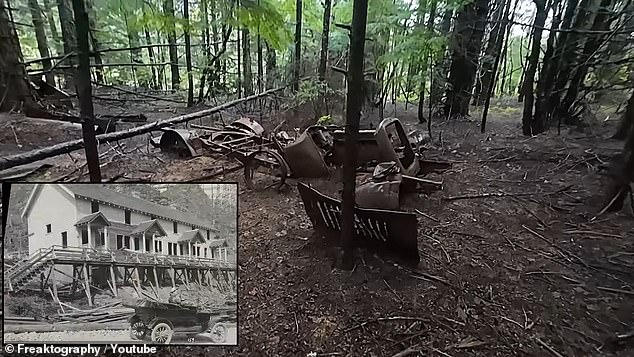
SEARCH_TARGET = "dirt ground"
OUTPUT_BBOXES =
[1,96,633,356]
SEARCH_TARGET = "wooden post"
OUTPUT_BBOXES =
[109,264,117,297]
[71,0,101,182]
[153,267,160,289]
[170,267,176,288]
[82,263,93,307]
[50,263,59,302]
[184,268,189,285]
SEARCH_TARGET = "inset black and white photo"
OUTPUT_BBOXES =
[2,183,237,345]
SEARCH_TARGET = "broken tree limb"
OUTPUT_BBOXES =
[443,185,573,201]
[0,87,284,171]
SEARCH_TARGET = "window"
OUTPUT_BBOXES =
[81,230,88,245]
[124,236,130,249]
[134,237,140,250]
[158,241,163,253]
[204,248,207,257]
[173,222,178,234]
[117,235,123,249]
[98,232,105,246]
[211,249,215,259]
[125,210,131,224]
[91,201,99,213]
[61,232,68,248]
[179,244,183,255]
[207,230,210,240]
[168,243,172,255]
[46,224,52,233]
[197,246,200,256]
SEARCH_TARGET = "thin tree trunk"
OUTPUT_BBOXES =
[164,0,179,90]
[318,0,332,81]
[28,0,54,85]
[198,0,210,101]
[184,0,193,106]
[145,29,157,88]
[71,0,101,182]
[242,29,253,95]
[237,22,241,97]
[293,0,302,90]
[85,0,103,83]
[57,0,76,88]
[265,42,276,89]
[430,7,452,107]
[43,0,62,56]
[605,88,634,211]
[521,0,547,136]
[475,0,508,106]
[341,0,369,270]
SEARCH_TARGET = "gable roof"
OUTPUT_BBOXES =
[75,212,111,227]
[62,184,214,230]
[173,229,206,243]
[130,219,168,237]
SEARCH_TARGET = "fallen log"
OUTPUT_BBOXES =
[0,88,283,171]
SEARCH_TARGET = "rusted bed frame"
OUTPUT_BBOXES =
[297,182,420,264]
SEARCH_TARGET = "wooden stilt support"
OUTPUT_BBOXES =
[110,265,118,297]
[82,263,93,307]
[170,267,176,288]
[70,266,77,295]
[184,268,189,285]
[50,263,59,305]
[153,267,160,290]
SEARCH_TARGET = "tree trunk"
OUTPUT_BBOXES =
[198,0,210,101]
[559,0,614,121]
[521,0,547,136]
[257,33,263,93]
[28,0,54,85]
[71,0,101,182]
[242,28,253,95]
[0,0,39,112]
[265,42,276,89]
[605,88,634,211]
[144,29,157,88]
[417,0,436,122]
[533,0,562,127]
[57,0,76,88]
[85,0,103,83]
[164,0,179,90]
[43,0,62,56]
[237,22,241,97]
[444,0,489,117]
[341,0,369,270]
[184,0,193,106]
[293,0,302,90]
[430,7,452,107]
[474,0,508,106]
[318,0,332,81]
[614,92,634,139]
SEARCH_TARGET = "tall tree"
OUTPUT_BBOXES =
[293,0,302,90]
[265,42,276,89]
[318,0,332,81]
[164,0,179,90]
[242,28,253,95]
[184,0,193,106]
[444,0,489,117]
[28,0,54,85]
[85,0,104,83]
[340,0,369,270]
[520,0,547,135]
[430,6,452,108]
[0,0,39,113]
[71,0,101,182]
[43,0,62,56]
[57,0,76,88]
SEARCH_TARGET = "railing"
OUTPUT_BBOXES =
[8,245,235,273]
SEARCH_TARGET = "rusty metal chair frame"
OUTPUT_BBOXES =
[297,182,420,264]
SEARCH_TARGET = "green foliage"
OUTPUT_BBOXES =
[317,114,333,125]
[235,0,292,50]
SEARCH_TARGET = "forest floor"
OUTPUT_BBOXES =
[1,95,633,356]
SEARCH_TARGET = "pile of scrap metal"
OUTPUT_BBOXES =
[151,117,451,195]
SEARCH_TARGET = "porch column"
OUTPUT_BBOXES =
[104,226,109,250]
[142,232,147,253]
[189,242,192,257]
[87,224,92,247]
[224,248,227,261]
[153,233,157,254]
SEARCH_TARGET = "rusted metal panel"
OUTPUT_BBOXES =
[297,182,419,264]
[374,118,420,176]
[283,132,329,178]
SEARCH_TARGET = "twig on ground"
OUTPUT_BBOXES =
[596,286,634,296]
[562,230,623,239]
[344,316,428,334]
[500,316,524,329]
[534,337,566,357]
[384,279,404,303]
[432,348,453,357]
[444,185,572,201]
[391,346,420,357]
[414,209,440,222]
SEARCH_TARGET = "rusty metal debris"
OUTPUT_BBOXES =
[297,182,420,264]
[152,117,451,195]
